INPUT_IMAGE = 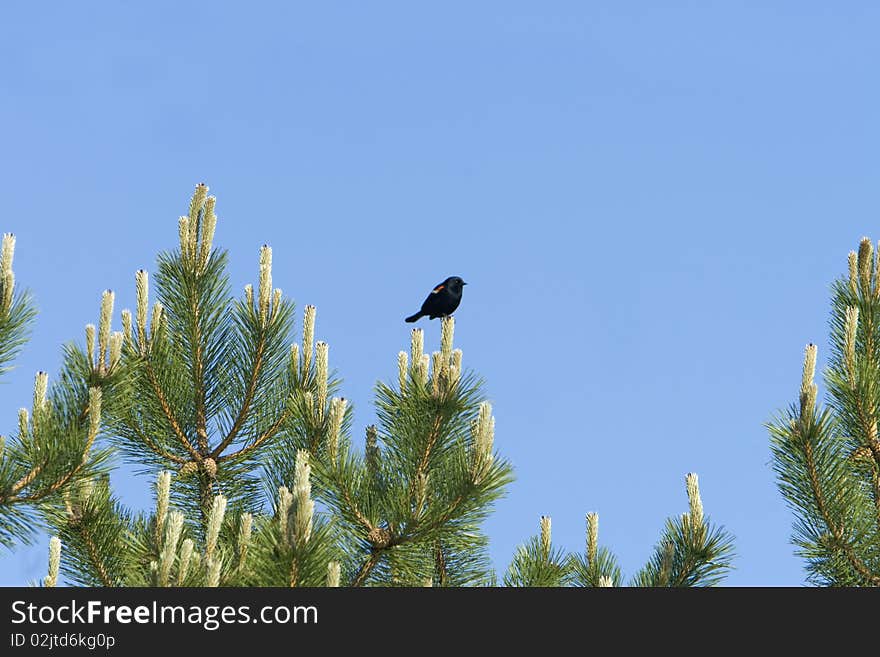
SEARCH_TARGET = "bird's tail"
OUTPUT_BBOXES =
[404,312,423,323]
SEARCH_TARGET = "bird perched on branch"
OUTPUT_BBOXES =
[405,276,467,323]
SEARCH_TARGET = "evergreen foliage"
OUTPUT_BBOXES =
[770,237,880,586]
[507,473,734,587]
[0,233,112,550]
[3,185,736,586]
[34,185,515,586]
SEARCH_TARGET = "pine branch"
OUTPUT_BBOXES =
[44,477,132,587]
[144,360,200,460]
[76,521,115,587]
[1,361,111,548]
[770,238,880,585]
[351,551,382,587]
[801,435,879,585]
[217,404,290,463]
[504,517,570,587]
[189,291,211,454]
[415,414,444,485]
[127,422,186,464]
[212,332,267,457]
[570,513,623,587]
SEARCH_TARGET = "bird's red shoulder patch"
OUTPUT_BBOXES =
[432,285,445,293]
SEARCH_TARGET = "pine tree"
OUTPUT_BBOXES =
[104,183,307,522]
[10,184,736,587]
[770,237,880,586]
[0,233,112,550]
[39,184,514,586]
[505,473,734,587]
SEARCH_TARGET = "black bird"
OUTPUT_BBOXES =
[405,276,467,323]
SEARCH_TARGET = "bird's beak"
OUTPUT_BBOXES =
[462,281,468,285]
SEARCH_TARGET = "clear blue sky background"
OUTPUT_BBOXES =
[1,2,878,586]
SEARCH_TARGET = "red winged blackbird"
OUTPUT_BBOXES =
[405,276,467,322]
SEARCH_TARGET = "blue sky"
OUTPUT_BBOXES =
[1,2,879,586]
